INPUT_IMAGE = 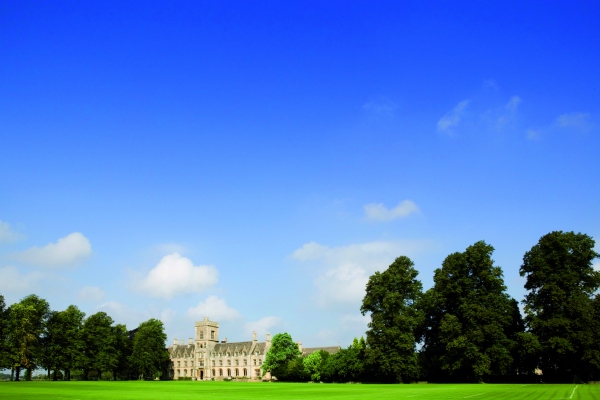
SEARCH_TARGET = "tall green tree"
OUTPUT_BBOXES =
[0,294,10,371]
[361,256,423,383]
[420,241,518,382]
[262,332,301,380]
[112,323,132,380]
[520,231,600,382]
[82,312,118,380]
[129,319,168,380]
[6,295,50,381]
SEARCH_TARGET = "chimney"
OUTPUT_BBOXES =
[222,337,227,343]
[189,338,193,345]
[252,331,257,342]
[174,338,178,347]
[297,341,303,353]
[266,333,271,343]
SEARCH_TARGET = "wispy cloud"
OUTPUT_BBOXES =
[437,100,469,134]
[362,99,397,119]
[0,220,25,243]
[77,286,105,302]
[527,111,594,140]
[185,296,240,322]
[556,112,593,132]
[363,200,419,222]
[291,240,429,309]
[0,266,44,293]
[244,316,282,339]
[14,232,92,267]
[137,253,218,299]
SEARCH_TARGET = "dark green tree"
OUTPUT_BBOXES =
[129,319,168,380]
[112,323,132,380]
[520,231,600,382]
[321,346,364,383]
[40,305,85,381]
[0,294,9,371]
[82,312,119,380]
[6,295,50,381]
[361,256,423,383]
[262,332,301,380]
[420,241,518,382]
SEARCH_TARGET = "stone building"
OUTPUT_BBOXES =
[169,317,271,380]
[168,317,341,381]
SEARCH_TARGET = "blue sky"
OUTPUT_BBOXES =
[1,1,599,348]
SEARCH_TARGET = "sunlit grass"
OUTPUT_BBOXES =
[0,381,598,400]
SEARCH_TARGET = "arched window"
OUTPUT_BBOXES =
[227,369,231,377]
[219,369,223,376]
[243,368,247,377]
[212,369,215,377]
[235,368,239,377]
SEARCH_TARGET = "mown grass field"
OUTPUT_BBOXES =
[0,381,597,400]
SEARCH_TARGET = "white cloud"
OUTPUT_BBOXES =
[362,99,397,118]
[0,266,44,293]
[244,316,282,339]
[14,232,92,267]
[137,253,218,299]
[291,240,429,308]
[77,286,105,302]
[556,112,593,132]
[185,296,240,322]
[505,96,521,113]
[95,301,146,328]
[363,200,419,222]
[437,99,469,133]
[0,220,24,243]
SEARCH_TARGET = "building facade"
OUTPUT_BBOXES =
[168,317,272,380]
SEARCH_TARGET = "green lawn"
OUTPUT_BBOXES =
[0,381,597,400]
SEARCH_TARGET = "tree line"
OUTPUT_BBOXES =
[263,231,600,383]
[0,296,169,381]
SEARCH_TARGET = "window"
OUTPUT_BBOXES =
[177,370,180,376]
[227,360,231,366]
[212,369,215,377]
[235,359,239,366]
[253,359,256,366]
[200,361,204,367]
[178,361,180,367]
[244,359,247,365]
[235,369,239,377]
[227,369,231,377]
[219,360,222,366]
[243,368,247,377]
[200,332,204,339]
[184,361,187,367]
[211,331,215,340]
[212,360,215,367]
[191,361,194,367]
[219,369,223,376]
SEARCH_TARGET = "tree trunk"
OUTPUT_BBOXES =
[97,369,102,380]
[53,369,57,381]
[10,367,14,381]
[65,369,70,381]
[15,366,21,381]
[26,368,32,381]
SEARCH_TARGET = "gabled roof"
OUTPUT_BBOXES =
[168,343,195,358]
[302,346,341,356]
